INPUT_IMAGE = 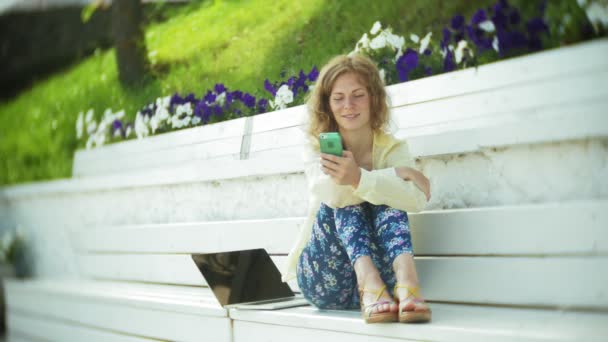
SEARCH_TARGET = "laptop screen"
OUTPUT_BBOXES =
[191,248,294,306]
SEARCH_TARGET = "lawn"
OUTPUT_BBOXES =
[0,0,593,186]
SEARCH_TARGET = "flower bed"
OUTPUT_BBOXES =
[76,0,607,150]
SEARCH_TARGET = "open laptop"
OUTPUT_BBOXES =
[191,248,309,310]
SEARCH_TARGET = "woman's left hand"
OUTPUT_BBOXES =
[320,151,361,188]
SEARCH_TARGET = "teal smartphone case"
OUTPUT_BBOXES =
[319,132,343,156]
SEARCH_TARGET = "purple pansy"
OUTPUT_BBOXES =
[451,15,465,30]
[443,51,456,72]
[308,66,319,81]
[214,83,226,94]
[264,79,277,96]
[242,93,256,108]
[257,98,269,114]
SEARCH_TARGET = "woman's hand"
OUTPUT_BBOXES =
[395,166,431,201]
[320,151,361,188]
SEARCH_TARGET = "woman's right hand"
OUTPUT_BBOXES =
[395,166,431,201]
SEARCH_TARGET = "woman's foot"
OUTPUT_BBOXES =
[393,283,431,323]
[358,271,398,323]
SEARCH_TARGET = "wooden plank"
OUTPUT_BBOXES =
[76,254,300,292]
[75,254,608,309]
[401,98,608,156]
[75,116,247,160]
[74,136,243,177]
[392,70,607,129]
[5,280,231,342]
[386,38,608,107]
[6,279,225,317]
[1,155,305,198]
[249,106,306,134]
[8,311,157,342]
[248,126,306,154]
[231,303,608,342]
[72,218,303,254]
[71,201,608,256]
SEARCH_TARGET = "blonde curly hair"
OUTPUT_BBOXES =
[306,54,389,147]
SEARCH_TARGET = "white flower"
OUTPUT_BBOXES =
[191,117,202,126]
[76,112,84,139]
[271,84,294,110]
[410,34,420,43]
[379,69,386,83]
[394,47,403,62]
[585,2,608,30]
[419,32,432,54]
[455,40,470,64]
[479,20,495,32]
[216,92,226,107]
[85,109,94,123]
[86,119,97,135]
[113,129,122,138]
[149,115,160,133]
[125,125,133,138]
[354,33,371,52]
[134,112,149,139]
[175,103,193,117]
[369,33,387,49]
[155,96,171,110]
[155,106,170,122]
[492,36,500,52]
[370,21,382,35]
[386,31,405,50]
[577,0,587,6]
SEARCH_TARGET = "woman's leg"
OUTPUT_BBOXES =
[334,203,397,314]
[297,203,359,310]
[369,204,429,313]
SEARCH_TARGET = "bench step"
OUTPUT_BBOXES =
[230,304,608,342]
[4,279,229,342]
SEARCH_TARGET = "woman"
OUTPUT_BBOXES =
[282,54,432,323]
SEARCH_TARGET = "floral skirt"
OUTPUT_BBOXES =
[296,202,413,310]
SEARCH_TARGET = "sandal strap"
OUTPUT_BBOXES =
[359,284,388,302]
[393,284,422,300]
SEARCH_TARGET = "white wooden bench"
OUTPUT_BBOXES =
[2,38,608,341]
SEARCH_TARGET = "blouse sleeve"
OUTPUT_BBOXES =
[352,140,427,213]
[303,145,364,208]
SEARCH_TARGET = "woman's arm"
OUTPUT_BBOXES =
[395,166,431,201]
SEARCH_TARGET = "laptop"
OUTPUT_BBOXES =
[191,248,309,310]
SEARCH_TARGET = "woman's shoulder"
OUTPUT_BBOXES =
[374,130,406,148]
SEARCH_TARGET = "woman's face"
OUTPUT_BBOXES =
[329,72,371,133]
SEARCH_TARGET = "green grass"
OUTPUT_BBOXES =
[0,0,594,186]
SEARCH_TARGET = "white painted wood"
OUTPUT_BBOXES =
[392,70,606,129]
[72,218,303,254]
[74,252,608,308]
[386,38,608,107]
[75,116,247,160]
[231,303,608,342]
[5,280,230,342]
[401,98,608,157]
[8,311,157,342]
[249,106,306,134]
[0,155,305,198]
[71,200,608,256]
[76,254,300,291]
[6,279,225,317]
[74,136,243,177]
[248,126,306,154]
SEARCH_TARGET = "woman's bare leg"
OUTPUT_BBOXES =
[354,256,398,313]
[392,253,429,311]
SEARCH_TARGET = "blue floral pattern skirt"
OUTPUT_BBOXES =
[296,202,413,309]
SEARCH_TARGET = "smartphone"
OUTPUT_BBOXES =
[319,132,343,157]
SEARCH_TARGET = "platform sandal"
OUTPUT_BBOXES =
[393,284,432,323]
[359,285,398,324]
